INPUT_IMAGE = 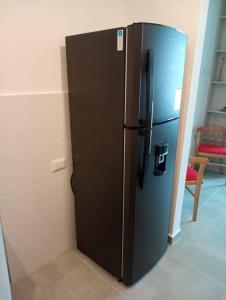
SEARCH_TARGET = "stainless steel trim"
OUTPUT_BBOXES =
[149,129,152,155]
[149,100,154,154]
[137,26,143,120]
[123,30,128,125]
[151,101,154,128]
[121,27,128,279]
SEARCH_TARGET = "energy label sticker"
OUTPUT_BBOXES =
[117,30,123,51]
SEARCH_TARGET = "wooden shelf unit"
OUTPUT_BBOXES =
[207,109,226,115]
[206,1,226,128]
[216,49,226,52]
[212,81,226,84]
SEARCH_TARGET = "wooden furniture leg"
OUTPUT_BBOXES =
[193,184,201,221]
[220,158,224,174]
[186,157,208,222]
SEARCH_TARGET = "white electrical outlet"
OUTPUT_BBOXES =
[51,157,67,172]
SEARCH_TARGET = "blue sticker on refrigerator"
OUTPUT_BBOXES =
[117,30,123,51]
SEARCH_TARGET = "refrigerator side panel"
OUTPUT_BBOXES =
[66,28,125,277]
[124,24,143,127]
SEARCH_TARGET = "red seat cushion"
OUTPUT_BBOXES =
[198,144,226,155]
[186,166,198,181]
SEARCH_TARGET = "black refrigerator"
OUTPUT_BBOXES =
[66,23,187,285]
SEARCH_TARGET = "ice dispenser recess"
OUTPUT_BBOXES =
[154,142,169,176]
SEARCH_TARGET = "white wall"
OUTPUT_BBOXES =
[0,0,127,93]
[0,0,206,282]
[0,0,126,283]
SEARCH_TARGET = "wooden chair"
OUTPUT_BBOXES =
[195,125,226,175]
[185,157,209,221]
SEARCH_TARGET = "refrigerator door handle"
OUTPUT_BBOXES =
[146,49,154,129]
[70,173,75,194]
[138,128,151,188]
[146,49,154,155]
[138,49,154,188]
[149,129,152,155]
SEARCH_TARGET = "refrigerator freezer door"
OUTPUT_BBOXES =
[125,23,187,127]
[66,28,125,278]
[142,24,187,124]
[123,118,179,285]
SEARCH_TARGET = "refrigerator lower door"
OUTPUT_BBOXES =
[123,118,179,285]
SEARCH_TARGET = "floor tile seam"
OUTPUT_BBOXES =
[104,291,118,300]
[182,186,221,224]
[15,250,94,294]
[12,271,58,293]
[14,259,84,296]
[71,251,149,299]
[31,263,116,300]
[104,290,127,299]
[172,251,226,289]
[70,250,120,293]
[184,185,217,210]
[169,247,226,292]
[202,184,221,203]
[198,186,222,211]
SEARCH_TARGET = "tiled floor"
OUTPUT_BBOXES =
[13,171,226,300]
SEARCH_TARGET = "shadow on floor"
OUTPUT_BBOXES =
[13,170,226,300]
[181,170,226,225]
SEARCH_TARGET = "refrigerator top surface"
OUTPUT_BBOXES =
[65,23,187,40]
[130,22,187,36]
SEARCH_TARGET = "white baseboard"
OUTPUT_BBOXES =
[168,228,181,244]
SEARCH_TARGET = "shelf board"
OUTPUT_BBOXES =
[207,109,226,115]
[221,15,226,19]
[212,81,226,84]
[216,49,226,53]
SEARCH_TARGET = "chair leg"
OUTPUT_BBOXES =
[220,158,224,174]
[193,184,201,222]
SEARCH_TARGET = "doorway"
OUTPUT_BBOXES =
[181,0,226,225]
